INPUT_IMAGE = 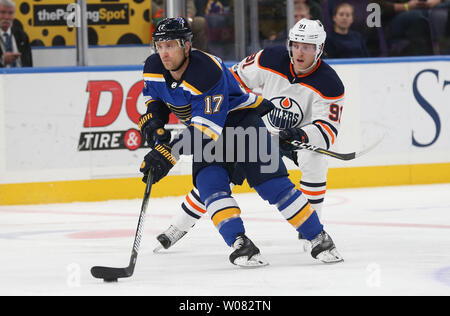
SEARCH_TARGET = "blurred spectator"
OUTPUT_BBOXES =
[205,0,224,15]
[442,1,450,53]
[295,0,324,21]
[295,2,312,21]
[426,0,450,53]
[187,0,208,51]
[325,2,369,58]
[372,0,437,55]
[201,0,233,59]
[263,2,320,48]
[152,0,208,51]
[0,0,32,68]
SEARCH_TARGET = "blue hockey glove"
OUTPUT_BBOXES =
[278,127,309,152]
[140,144,177,184]
[138,114,171,147]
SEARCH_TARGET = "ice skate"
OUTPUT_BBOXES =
[229,234,269,268]
[298,232,312,253]
[310,230,344,263]
[153,225,187,253]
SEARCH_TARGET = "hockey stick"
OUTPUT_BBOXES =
[288,133,384,161]
[90,170,153,282]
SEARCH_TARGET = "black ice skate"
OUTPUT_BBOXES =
[298,232,312,252]
[310,230,344,263]
[153,225,187,253]
[229,234,269,268]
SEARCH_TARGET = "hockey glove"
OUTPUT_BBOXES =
[140,144,177,184]
[278,127,309,152]
[279,149,299,166]
[138,114,171,147]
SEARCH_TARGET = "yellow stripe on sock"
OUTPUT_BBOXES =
[211,207,241,227]
[287,203,314,229]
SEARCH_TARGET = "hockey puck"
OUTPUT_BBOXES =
[103,278,118,283]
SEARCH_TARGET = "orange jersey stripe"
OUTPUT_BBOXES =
[300,188,327,196]
[186,194,207,214]
[229,68,252,93]
[299,82,345,100]
[257,53,289,80]
[289,59,321,78]
[316,121,336,144]
[258,56,344,100]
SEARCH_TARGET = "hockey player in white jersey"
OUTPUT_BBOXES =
[151,18,344,263]
[232,18,344,220]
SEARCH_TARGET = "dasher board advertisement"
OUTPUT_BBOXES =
[0,58,449,187]
[14,0,151,46]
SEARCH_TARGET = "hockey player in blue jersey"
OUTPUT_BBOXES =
[139,17,343,267]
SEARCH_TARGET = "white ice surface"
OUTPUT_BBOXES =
[0,184,449,296]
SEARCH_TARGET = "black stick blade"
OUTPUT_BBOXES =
[91,266,132,280]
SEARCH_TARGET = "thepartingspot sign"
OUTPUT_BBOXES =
[14,0,151,46]
[33,3,130,26]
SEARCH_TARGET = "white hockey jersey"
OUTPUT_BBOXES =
[231,46,345,150]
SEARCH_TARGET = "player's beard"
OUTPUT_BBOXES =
[169,53,189,72]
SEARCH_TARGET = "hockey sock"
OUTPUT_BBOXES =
[207,192,244,247]
[181,188,207,219]
[196,166,245,246]
[173,209,201,232]
[255,176,323,240]
[299,180,326,218]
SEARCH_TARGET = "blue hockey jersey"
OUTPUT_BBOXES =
[142,50,265,141]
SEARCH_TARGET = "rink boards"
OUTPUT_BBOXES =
[0,56,449,205]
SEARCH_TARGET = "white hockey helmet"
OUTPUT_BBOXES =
[287,18,326,63]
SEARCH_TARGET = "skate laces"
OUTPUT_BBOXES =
[165,225,186,242]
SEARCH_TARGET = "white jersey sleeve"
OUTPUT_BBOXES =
[230,50,266,92]
[301,92,344,149]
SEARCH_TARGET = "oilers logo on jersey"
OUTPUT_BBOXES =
[267,96,303,130]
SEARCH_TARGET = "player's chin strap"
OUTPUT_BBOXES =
[286,133,385,161]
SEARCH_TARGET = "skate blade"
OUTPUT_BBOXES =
[153,244,164,253]
[233,254,269,268]
[316,248,344,264]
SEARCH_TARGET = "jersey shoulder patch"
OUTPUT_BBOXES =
[300,60,345,99]
[182,50,223,94]
[258,46,291,76]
